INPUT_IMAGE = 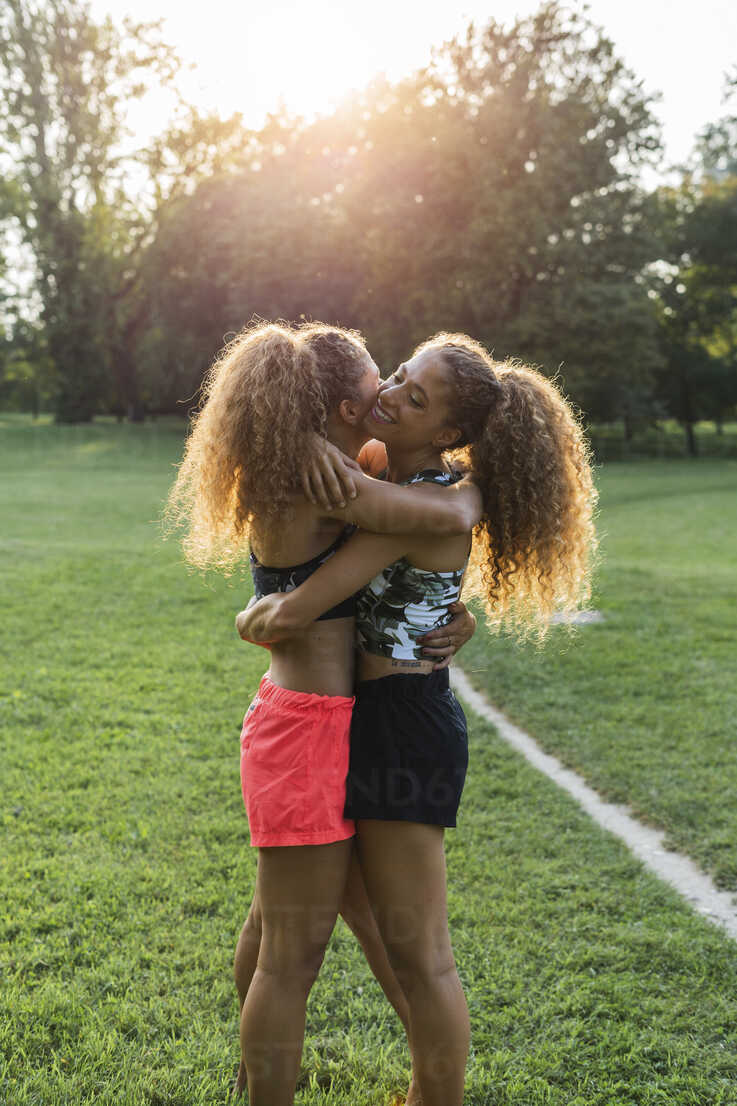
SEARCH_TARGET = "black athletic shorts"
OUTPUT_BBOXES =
[344,668,468,827]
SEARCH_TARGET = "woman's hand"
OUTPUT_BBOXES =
[418,600,477,671]
[301,436,362,510]
[235,593,295,645]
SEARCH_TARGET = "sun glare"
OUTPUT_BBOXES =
[177,3,383,125]
[95,0,737,167]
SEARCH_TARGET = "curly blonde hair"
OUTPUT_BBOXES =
[165,320,370,571]
[414,333,598,639]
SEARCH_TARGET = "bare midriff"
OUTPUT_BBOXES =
[267,616,356,698]
[356,649,435,681]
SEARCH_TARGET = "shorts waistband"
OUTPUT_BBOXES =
[355,668,450,701]
[257,673,355,710]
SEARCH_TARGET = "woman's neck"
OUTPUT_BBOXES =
[326,421,366,460]
[386,446,447,484]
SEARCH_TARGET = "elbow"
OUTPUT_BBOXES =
[462,504,482,533]
[438,505,472,537]
[437,485,482,536]
[458,485,483,533]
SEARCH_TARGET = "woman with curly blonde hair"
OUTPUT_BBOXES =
[238,331,598,1106]
[167,320,481,1106]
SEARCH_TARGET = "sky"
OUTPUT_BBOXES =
[90,0,737,172]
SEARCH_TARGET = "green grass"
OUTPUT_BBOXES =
[462,458,737,890]
[2,419,737,1105]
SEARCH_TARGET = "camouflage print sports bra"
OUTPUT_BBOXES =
[355,470,468,660]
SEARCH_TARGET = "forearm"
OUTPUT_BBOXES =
[289,532,408,623]
[338,474,482,537]
[237,529,411,641]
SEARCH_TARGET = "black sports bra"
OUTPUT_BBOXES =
[249,525,357,621]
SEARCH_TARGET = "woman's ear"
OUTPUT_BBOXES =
[433,425,462,449]
[338,397,360,425]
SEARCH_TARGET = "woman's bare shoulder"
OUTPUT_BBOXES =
[357,439,388,476]
[251,495,343,565]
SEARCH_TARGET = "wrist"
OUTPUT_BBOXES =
[272,591,307,634]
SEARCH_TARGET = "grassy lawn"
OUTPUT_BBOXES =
[2,418,737,1105]
[461,458,737,890]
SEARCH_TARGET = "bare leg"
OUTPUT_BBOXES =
[240,839,353,1106]
[355,820,469,1106]
[339,847,411,1029]
[339,848,421,1105]
[234,843,421,1103]
[232,887,262,1096]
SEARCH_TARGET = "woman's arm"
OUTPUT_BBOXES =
[301,439,481,537]
[236,530,414,643]
[335,472,482,537]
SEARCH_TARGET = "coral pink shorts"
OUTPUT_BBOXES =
[240,674,356,848]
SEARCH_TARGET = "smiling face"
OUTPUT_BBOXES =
[364,348,461,452]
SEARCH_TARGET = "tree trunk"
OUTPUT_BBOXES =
[114,347,143,422]
[117,308,150,422]
[685,421,698,457]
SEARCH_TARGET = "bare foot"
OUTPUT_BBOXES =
[231,1059,247,1099]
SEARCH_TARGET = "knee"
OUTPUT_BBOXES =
[391,953,457,997]
[295,939,330,987]
[258,911,335,988]
[382,926,456,995]
[259,935,329,992]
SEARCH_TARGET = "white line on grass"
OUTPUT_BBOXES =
[451,666,737,941]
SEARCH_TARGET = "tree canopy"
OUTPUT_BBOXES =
[0,0,735,448]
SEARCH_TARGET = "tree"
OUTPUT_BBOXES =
[135,108,368,410]
[138,2,665,422]
[0,319,53,414]
[334,0,663,405]
[0,1,176,418]
[0,0,246,420]
[1,1,682,425]
[650,74,737,452]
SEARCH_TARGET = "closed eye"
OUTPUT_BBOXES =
[385,371,422,407]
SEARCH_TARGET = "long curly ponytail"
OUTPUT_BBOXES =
[165,320,369,572]
[415,333,598,639]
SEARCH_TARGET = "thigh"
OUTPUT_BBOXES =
[255,840,354,969]
[355,820,453,963]
[340,842,370,923]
